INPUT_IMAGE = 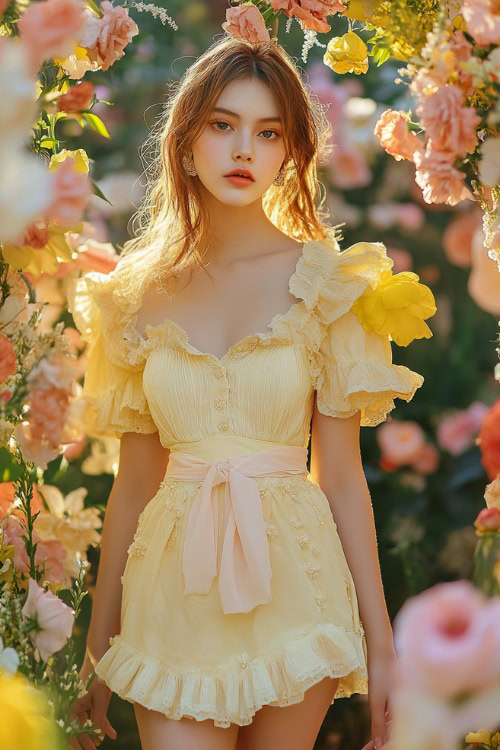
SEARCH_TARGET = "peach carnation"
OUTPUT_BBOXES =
[376,420,427,466]
[462,0,500,46]
[416,85,480,156]
[414,145,473,205]
[270,0,346,33]
[222,4,270,43]
[80,0,139,72]
[374,109,423,162]
[442,208,482,268]
[18,0,85,74]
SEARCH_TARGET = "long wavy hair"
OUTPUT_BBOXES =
[116,34,341,299]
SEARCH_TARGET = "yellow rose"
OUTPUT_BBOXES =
[2,220,81,276]
[342,0,386,22]
[351,271,437,346]
[0,669,59,750]
[324,31,369,75]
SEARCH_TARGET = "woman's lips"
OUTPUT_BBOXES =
[224,175,254,186]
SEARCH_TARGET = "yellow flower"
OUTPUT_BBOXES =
[465,730,500,745]
[2,220,82,276]
[0,542,15,585]
[342,0,386,22]
[324,31,369,75]
[0,669,58,750]
[351,271,437,346]
[49,149,89,173]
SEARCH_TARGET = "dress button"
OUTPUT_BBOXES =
[214,369,224,379]
[218,421,229,432]
[215,399,225,410]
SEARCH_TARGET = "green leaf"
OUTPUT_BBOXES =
[92,180,113,207]
[39,138,59,149]
[82,112,111,139]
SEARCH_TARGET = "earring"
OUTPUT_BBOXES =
[182,153,197,176]
[273,166,285,186]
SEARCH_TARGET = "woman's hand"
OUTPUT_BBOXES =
[361,645,397,750]
[68,655,117,750]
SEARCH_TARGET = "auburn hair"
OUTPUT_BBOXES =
[116,34,341,298]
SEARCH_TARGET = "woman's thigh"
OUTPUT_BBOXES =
[133,702,240,750]
[236,676,340,750]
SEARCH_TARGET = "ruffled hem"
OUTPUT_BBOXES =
[94,622,368,729]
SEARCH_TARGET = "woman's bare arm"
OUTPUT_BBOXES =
[86,430,170,668]
[309,394,393,652]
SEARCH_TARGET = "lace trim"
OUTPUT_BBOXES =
[96,622,368,729]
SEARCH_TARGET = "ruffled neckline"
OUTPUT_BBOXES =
[90,236,392,369]
[134,238,340,364]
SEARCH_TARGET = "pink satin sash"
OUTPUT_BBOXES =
[164,445,308,615]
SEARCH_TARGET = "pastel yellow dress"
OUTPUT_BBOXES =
[67,237,424,729]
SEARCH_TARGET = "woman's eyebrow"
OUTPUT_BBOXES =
[212,107,282,123]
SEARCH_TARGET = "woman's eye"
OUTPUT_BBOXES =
[211,121,279,139]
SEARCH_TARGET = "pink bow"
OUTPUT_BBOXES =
[164,446,308,615]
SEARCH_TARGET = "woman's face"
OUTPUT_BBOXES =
[190,77,287,206]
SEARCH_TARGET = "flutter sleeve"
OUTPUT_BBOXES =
[310,241,436,427]
[67,269,158,439]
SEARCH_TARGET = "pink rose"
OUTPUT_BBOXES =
[442,208,483,268]
[396,203,425,232]
[414,145,474,206]
[394,580,500,697]
[374,109,423,162]
[416,85,480,156]
[386,247,413,273]
[437,401,489,455]
[270,0,346,33]
[46,158,92,225]
[222,4,270,43]
[21,577,74,660]
[18,0,85,74]
[462,0,500,46]
[81,0,139,72]
[331,144,371,189]
[376,420,427,466]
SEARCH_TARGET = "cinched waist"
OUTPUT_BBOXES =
[165,444,308,615]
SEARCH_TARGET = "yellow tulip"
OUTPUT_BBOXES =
[324,31,369,75]
[0,669,59,750]
[351,271,437,346]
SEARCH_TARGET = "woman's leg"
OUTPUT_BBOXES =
[133,702,240,750]
[236,676,340,750]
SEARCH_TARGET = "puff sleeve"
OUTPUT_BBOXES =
[310,241,431,427]
[67,270,158,439]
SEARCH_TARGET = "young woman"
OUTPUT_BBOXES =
[68,35,427,750]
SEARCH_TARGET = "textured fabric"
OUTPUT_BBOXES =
[67,237,425,727]
[169,446,309,615]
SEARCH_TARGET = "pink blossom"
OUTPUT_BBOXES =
[414,145,474,206]
[330,144,371,189]
[18,0,85,74]
[396,203,425,232]
[34,538,66,583]
[376,420,427,466]
[416,85,480,156]
[386,247,413,273]
[0,333,16,384]
[2,516,30,571]
[393,580,500,697]
[221,4,270,43]
[21,577,74,660]
[442,208,483,268]
[374,109,423,162]
[411,442,440,475]
[462,0,500,46]
[269,0,346,33]
[81,1,139,71]
[46,158,92,225]
[437,401,489,455]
